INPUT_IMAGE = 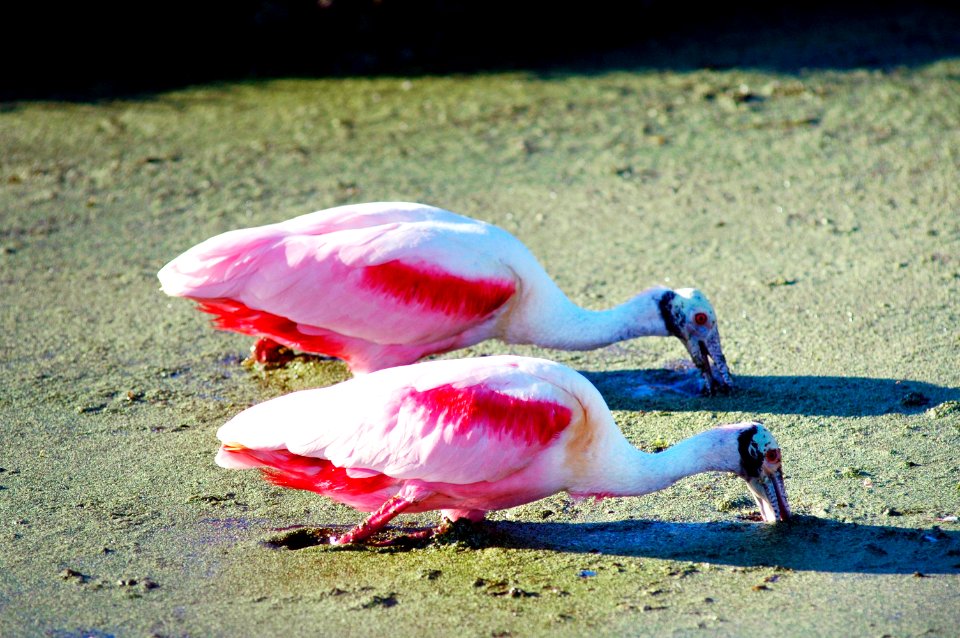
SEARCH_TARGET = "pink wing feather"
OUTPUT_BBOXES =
[216,356,582,486]
[158,203,519,349]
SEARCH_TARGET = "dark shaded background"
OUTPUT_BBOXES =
[4,1,960,100]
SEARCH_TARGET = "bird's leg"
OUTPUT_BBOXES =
[244,338,294,366]
[330,494,413,545]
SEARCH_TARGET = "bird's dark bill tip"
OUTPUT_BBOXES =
[697,340,733,395]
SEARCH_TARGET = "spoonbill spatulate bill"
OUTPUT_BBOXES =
[216,355,788,546]
[158,202,733,394]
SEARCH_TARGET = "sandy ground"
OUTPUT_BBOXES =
[2,17,960,638]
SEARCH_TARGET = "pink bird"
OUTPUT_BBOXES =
[158,202,732,393]
[216,355,789,545]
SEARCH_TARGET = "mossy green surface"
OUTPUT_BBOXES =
[2,56,959,636]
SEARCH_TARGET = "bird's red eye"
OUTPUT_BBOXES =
[765,449,781,463]
[694,312,709,326]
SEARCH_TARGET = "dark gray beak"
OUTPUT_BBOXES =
[685,329,733,395]
[744,465,791,523]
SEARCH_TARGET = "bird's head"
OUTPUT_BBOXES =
[732,422,791,523]
[658,288,733,394]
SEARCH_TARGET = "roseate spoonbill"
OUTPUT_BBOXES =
[216,355,788,545]
[159,202,732,393]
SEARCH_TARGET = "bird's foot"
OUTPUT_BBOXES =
[243,338,295,367]
[328,532,362,546]
[365,521,452,547]
[331,519,468,548]
[327,492,421,546]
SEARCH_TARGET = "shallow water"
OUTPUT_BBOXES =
[2,24,960,638]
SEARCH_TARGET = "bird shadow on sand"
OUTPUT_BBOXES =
[266,515,959,575]
[480,515,960,575]
[581,368,960,418]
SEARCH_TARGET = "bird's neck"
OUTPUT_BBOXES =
[571,428,736,499]
[511,286,672,350]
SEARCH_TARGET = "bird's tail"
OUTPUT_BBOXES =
[157,227,281,298]
[215,443,395,496]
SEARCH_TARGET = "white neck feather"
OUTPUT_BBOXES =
[570,427,739,498]
[504,285,671,350]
